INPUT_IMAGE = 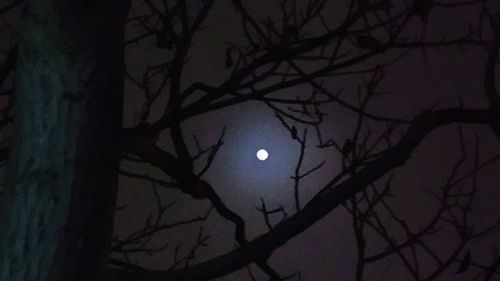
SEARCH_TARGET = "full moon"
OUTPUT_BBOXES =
[256,149,269,161]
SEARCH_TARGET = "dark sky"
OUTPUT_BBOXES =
[1,0,500,280]
[76,0,500,280]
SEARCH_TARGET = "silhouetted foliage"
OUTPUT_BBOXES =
[0,0,499,280]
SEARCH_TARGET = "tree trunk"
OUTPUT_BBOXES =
[0,1,125,281]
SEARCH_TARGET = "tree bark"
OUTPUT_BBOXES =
[0,1,125,281]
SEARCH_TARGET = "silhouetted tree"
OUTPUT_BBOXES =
[0,1,127,280]
[0,1,499,281]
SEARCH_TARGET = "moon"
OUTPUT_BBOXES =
[256,149,269,161]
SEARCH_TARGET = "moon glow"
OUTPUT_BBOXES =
[256,149,269,161]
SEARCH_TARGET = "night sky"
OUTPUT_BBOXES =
[111,1,500,280]
[2,0,500,280]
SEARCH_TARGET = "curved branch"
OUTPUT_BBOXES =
[109,107,493,281]
[119,128,204,198]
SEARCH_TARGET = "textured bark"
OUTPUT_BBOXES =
[0,1,124,281]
